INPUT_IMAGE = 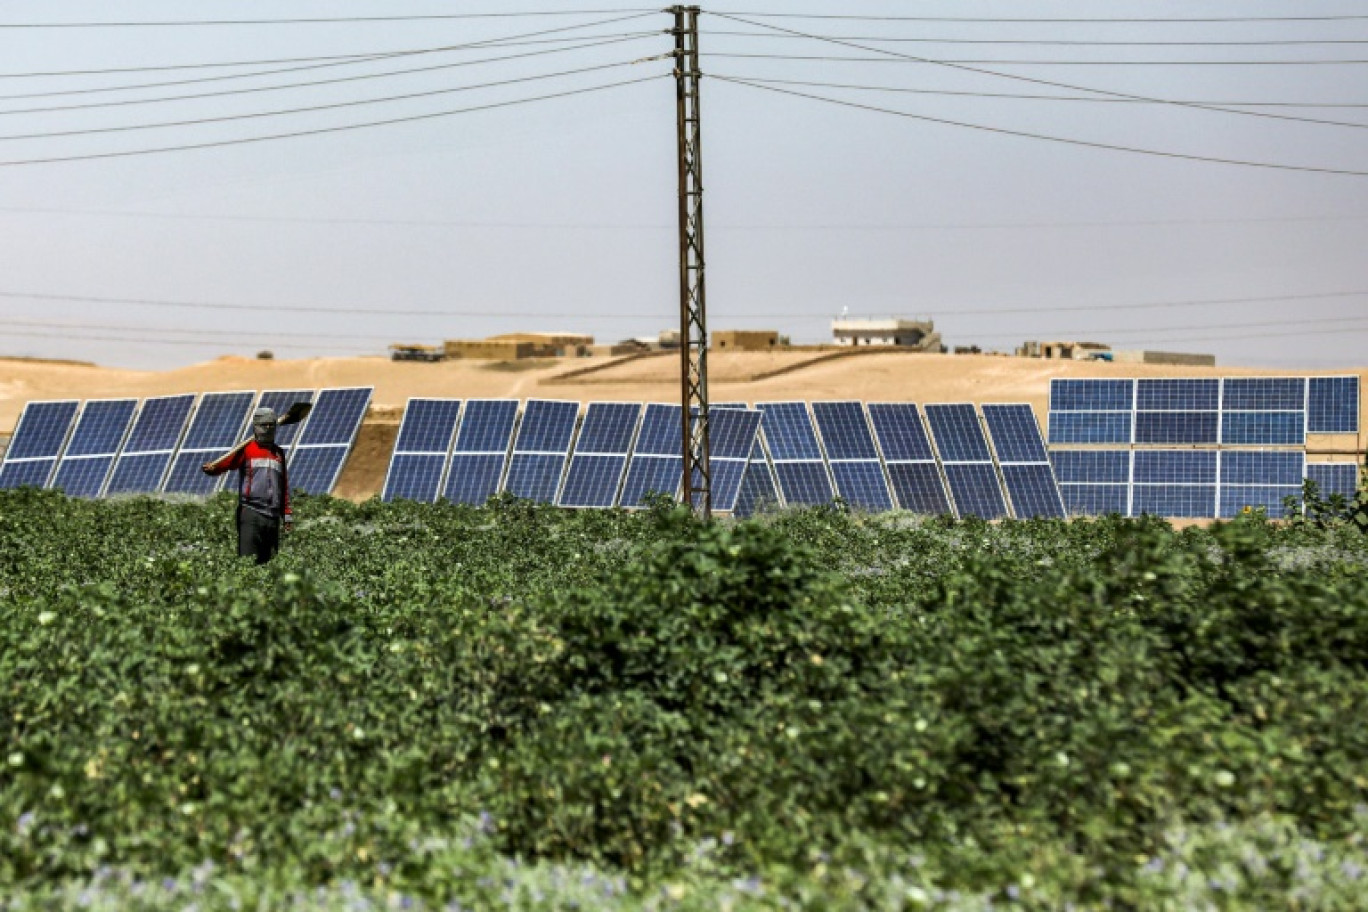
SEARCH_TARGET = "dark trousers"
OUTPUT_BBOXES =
[238,508,281,565]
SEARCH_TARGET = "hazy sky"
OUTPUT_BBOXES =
[1,0,1366,370]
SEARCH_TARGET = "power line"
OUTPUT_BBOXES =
[0,27,658,108]
[704,30,1368,48]
[0,327,375,352]
[716,76,1368,177]
[971,315,1368,339]
[707,76,1368,110]
[3,316,384,343]
[3,289,1362,321]
[0,10,662,28]
[710,11,1368,24]
[0,74,666,167]
[708,14,1368,132]
[705,52,1368,66]
[0,60,643,142]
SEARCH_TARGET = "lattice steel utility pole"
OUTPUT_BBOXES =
[673,5,711,518]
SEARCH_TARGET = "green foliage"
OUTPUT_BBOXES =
[2,489,1368,907]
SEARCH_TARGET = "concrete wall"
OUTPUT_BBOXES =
[714,330,781,351]
[443,340,537,361]
[1111,350,1217,367]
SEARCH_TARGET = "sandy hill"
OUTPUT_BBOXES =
[2,351,1364,501]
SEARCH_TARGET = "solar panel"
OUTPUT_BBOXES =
[1050,450,1131,517]
[618,403,682,508]
[982,404,1065,519]
[1049,379,1136,412]
[56,399,137,458]
[504,399,579,503]
[1217,450,1304,519]
[1220,411,1305,446]
[924,404,1008,519]
[1133,378,1220,446]
[559,402,642,508]
[867,403,952,514]
[812,401,892,511]
[756,402,834,506]
[382,398,462,503]
[1131,450,1216,519]
[290,387,372,495]
[0,400,80,490]
[1306,463,1360,501]
[104,394,196,496]
[691,408,763,512]
[1307,376,1359,433]
[1221,377,1305,411]
[734,440,781,517]
[443,399,519,505]
[1133,411,1220,446]
[163,391,258,496]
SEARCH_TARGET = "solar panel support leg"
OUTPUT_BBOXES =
[673,5,711,519]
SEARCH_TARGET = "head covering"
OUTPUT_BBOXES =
[252,407,278,427]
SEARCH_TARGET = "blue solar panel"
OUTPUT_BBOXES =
[632,403,682,456]
[1133,411,1220,445]
[1047,412,1132,445]
[943,463,1009,520]
[383,399,462,503]
[105,452,176,496]
[885,462,952,515]
[1133,450,1217,485]
[296,388,372,447]
[867,403,935,461]
[1049,379,1135,412]
[442,400,519,505]
[1220,451,1303,486]
[1050,450,1130,485]
[689,408,763,512]
[619,455,682,508]
[1222,377,1306,411]
[58,399,137,458]
[1306,463,1359,500]
[255,390,314,450]
[180,392,256,451]
[1220,411,1304,446]
[393,399,462,455]
[1307,376,1359,433]
[1061,484,1129,516]
[383,454,449,503]
[164,392,259,496]
[121,395,195,454]
[1132,485,1216,519]
[734,442,781,517]
[4,400,80,461]
[513,399,579,455]
[1136,379,1220,411]
[0,458,58,490]
[982,404,1050,464]
[50,455,117,499]
[999,464,1066,519]
[1218,486,1300,519]
[287,446,349,495]
[505,452,569,503]
[812,401,891,511]
[559,402,641,508]
[924,404,992,463]
[757,403,832,507]
[444,453,509,505]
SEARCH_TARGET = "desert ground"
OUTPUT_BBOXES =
[1,350,1364,501]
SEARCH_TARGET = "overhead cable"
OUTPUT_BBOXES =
[0,74,666,166]
[705,52,1368,66]
[709,11,1368,24]
[704,30,1368,48]
[708,14,1368,131]
[0,10,662,28]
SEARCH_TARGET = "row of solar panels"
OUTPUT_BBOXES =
[379,399,1071,520]
[1047,376,1360,445]
[0,388,372,498]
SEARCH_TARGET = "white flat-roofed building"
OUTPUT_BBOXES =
[831,317,943,351]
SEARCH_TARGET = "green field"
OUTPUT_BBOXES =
[3,488,1368,910]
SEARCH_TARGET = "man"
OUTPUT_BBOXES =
[202,407,293,564]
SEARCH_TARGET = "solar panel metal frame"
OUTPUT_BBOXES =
[381,398,462,503]
[442,398,520,505]
[288,387,373,495]
[503,399,580,503]
[50,397,136,498]
[558,401,643,509]
[755,401,835,507]
[101,394,197,497]
[867,402,953,515]
[0,399,81,490]
[695,407,764,513]
[161,391,259,496]
[982,403,1066,519]
[618,402,683,509]
[734,438,782,516]
[811,400,893,512]
[923,403,1009,519]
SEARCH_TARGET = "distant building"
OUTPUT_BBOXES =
[1016,339,1215,366]
[713,329,786,351]
[831,318,943,352]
